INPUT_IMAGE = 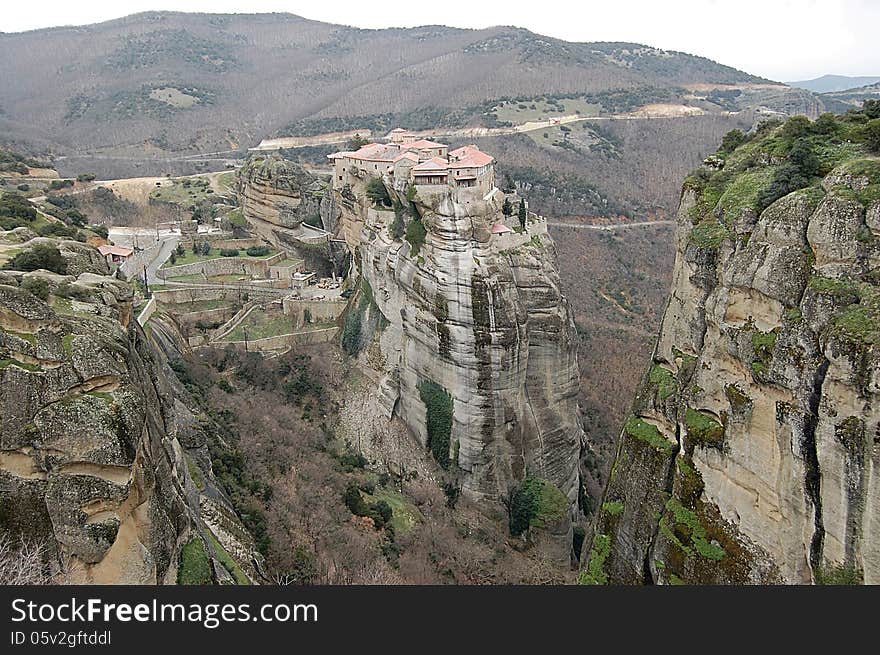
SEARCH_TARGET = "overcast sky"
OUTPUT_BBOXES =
[2,0,878,81]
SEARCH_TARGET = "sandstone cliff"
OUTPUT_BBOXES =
[0,237,257,583]
[327,170,583,558]
[237,155,345,277]
[584,112,880,584]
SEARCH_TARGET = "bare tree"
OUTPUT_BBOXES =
[0,533,52,585]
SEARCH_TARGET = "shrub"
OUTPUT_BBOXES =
[90,224,109,239]
[417,379,453,468]
[340,308,363,356]
[756,138,821,212]
[508,477,569,536]
[20,277,50,301]
[502,197,513,216]
[374,500,393,526]
[76,173,96,182]
[37,223,79,239]
[3,244,67,274]
[343,483,369,516]
[719,129,745,154]
[390,201,405,240]
[220,248,239,257]
[246,245,270,257]
[405,218,426,257]
[55,282,92,301]
[0,193,37,222]
[16,184,29,192]
[48,179,74,191]
[863,119,880,154]
[365,177,390,207]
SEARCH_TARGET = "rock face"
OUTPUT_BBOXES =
[238,155,338,241]
[334,174,583,530]
[585,117,880,585]
[238,155,346,277]
[0,242,256,583]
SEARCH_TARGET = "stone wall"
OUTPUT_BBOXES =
[282,298,346,328]
[157,252,286,280]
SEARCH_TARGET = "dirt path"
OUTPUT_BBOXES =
[252,104,713,150]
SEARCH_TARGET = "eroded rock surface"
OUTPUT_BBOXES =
[586,119,880,585]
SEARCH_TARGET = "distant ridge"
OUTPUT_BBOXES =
[789,74,880,93]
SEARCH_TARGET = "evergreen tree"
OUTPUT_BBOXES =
[518,199,527,230]
[502,197,513,216]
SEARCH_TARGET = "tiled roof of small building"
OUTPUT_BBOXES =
[449,145,494,168]
[412,157,449,172]
[406,139,448,150]
[98,245,134,257]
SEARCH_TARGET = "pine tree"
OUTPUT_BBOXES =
[502,197,513,216]
[518,199,526,231]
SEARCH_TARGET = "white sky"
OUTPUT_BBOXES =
[1,0,878,81]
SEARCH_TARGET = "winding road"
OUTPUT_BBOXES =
[547,220,675,231]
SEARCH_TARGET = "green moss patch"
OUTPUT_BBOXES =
[689,219,729,249]
[602,500,624,516]
[665,498,726,561]
[624,416,675,454]
[684,408,724,448]
[649,364,678,401]
[579,533,611,585]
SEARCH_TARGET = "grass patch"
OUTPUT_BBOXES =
[363,487,422,535]
[177,538,212,585]
[649,364,677,400]
[185,454,206,491]
[716,166,776,222]
[206,532,249,585]
[0,358,42,372]
[689,219,729,249]
[225,308,294,341]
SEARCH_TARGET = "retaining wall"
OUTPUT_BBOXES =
[157,252,286,280]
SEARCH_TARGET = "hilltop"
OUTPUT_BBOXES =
[1,11,792,163]
[790,74,880,93]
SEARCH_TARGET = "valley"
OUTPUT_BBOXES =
[1,11,878,587]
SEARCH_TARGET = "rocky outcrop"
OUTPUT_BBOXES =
[0,243,257,584]
[332,173,582,557]
[238,155,337,237]
[238,155,346,277]
[585,115,880,584]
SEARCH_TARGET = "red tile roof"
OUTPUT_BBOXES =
[406,139,448,150]
[393,151,419,163]
[98,245,133,257]
[412,157,449,172]
[449,145,494,168]
[329,142,402,162]
[491,223,513,234]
